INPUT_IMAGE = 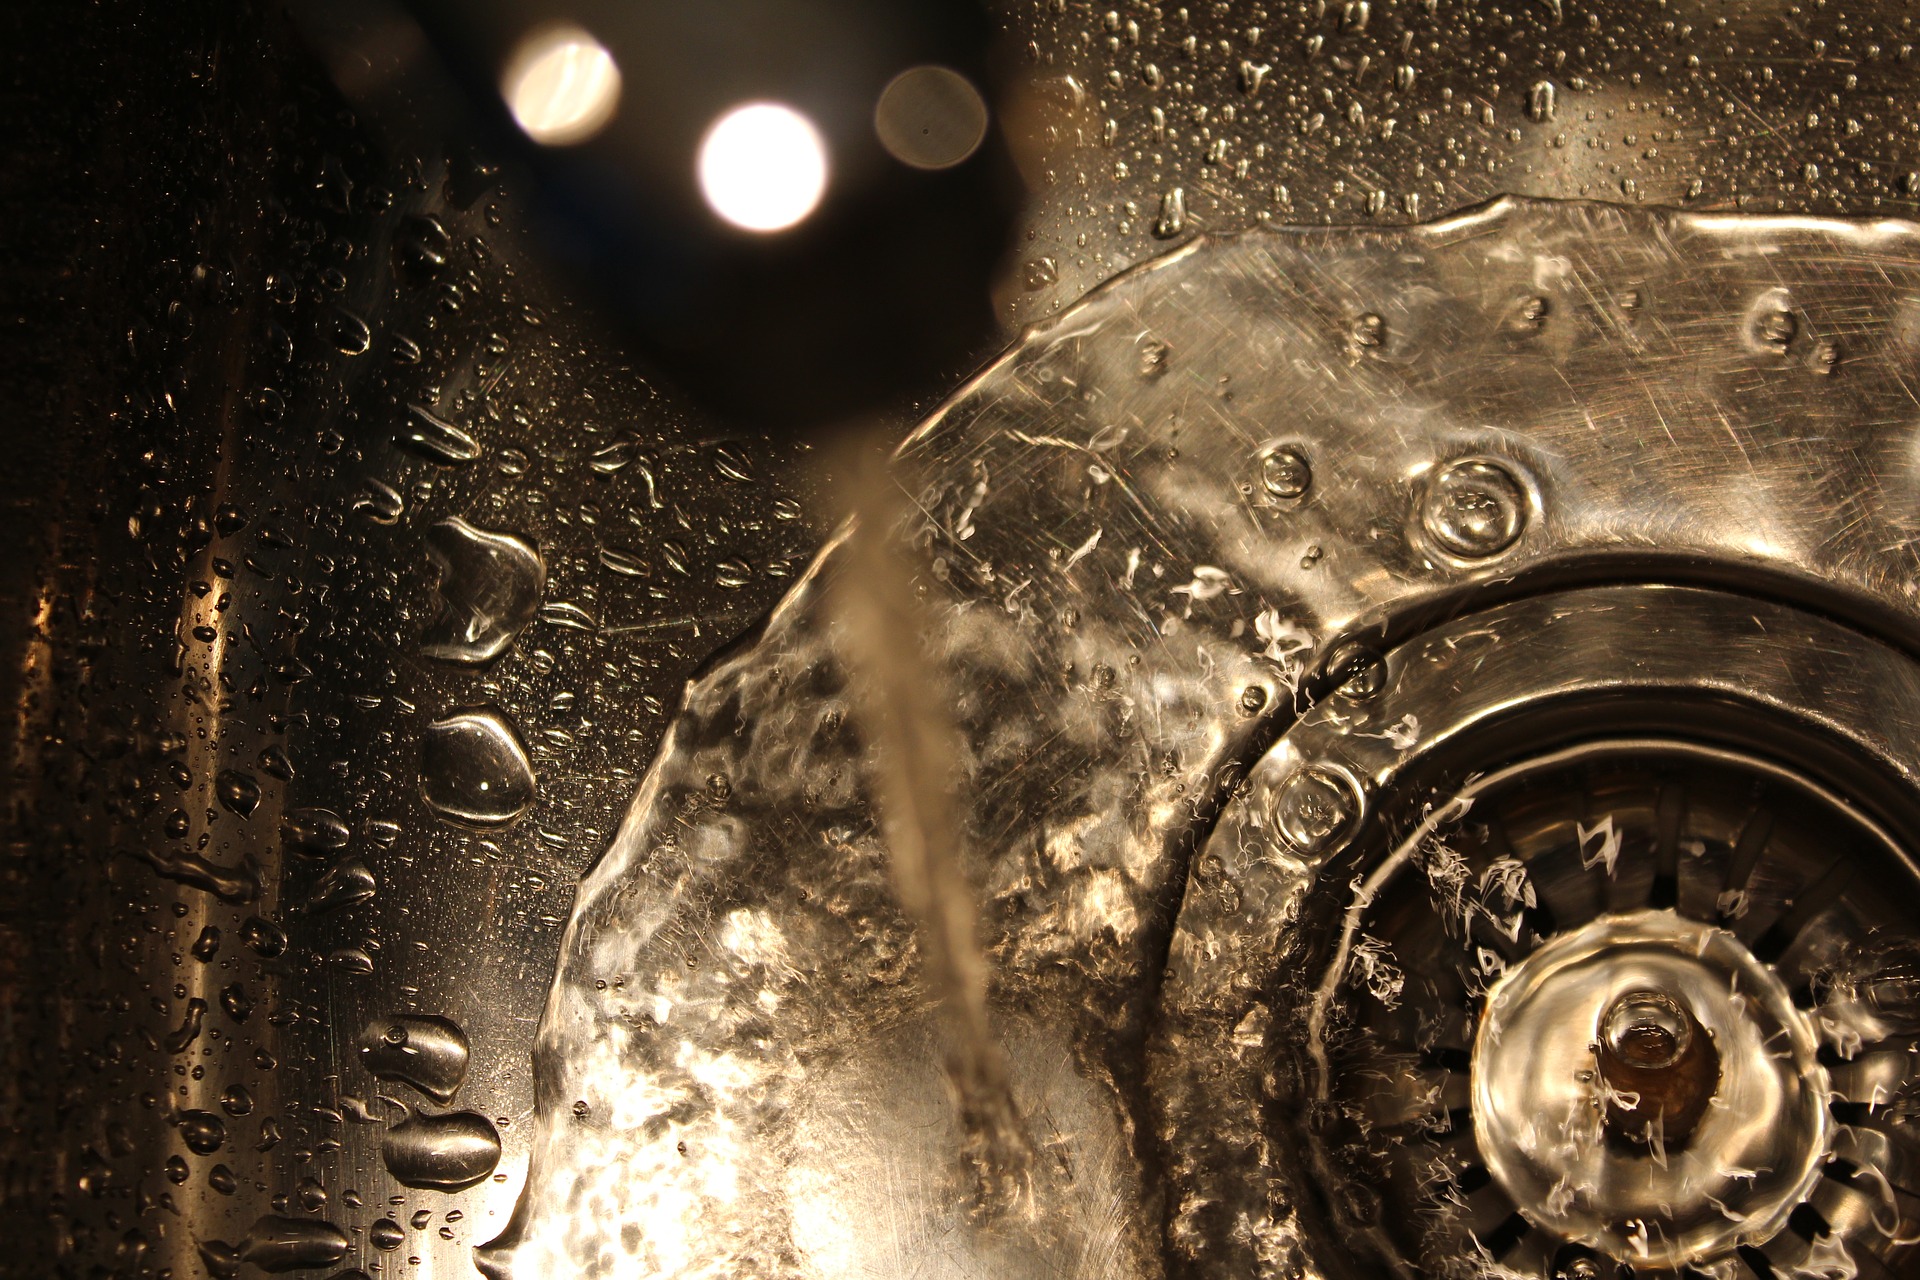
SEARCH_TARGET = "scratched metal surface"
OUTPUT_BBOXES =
[492,199,1920,1277]
[11,0,1920,1278]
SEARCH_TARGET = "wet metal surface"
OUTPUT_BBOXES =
[9,1,1920,1278]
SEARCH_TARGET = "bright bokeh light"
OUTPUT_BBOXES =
[697,102,829,233]
[502,25,622,147]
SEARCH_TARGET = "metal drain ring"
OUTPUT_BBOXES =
[1159,584,1920,1279]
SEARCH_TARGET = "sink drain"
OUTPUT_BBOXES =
[1317,743,1896,1278]
[1159,585,1920,1280]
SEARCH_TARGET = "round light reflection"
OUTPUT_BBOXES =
[875,66,989,170]
[502,25,622,147]
[697,102,829,233]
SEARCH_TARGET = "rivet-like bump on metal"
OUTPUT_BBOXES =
[1421,457,1527,559]
[1271,765,1362,856]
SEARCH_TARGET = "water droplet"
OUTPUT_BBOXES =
[297,1177,327,1211]
[1421,458,1528,558]
[282,807,349,857]
[1813,340,1841,376]
[221,983,253,1022]
[178,1109,227,1155]
[1350,312,1387,349]
[191,926,220,961]
[164,998,207,1053]
[308,857,377,913]
[134,850,260,904]
[328,309,371,356]
[1272,766,1361,856]
[216,770,261,817]
[538,600,595,631]
[328,947,375,975]
[369,1219,405,1251]
[359,1014,471,1104]
[381,1111,502,1190]
[1757,306,1798,352]
[165,1155,188,1184]
[241,916,286,957]
[599,546,646,577]
[1137,338,1171,379]
[353,478,405,525]
[421,708,536,825]
[711,443,754,483]
[256,744,294,781]
[1152,186,1187,238]
[241,1216,351,1273]
[1529,80,1558,122]
[399,405,482,465]
[208,1164,237,1195]
[1341,0,1370,32]
[397,214,451,280]
[1260,446,1312,499]
[421,518,545,664]
[220,1084,254,1117]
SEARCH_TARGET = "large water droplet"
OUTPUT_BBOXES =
[178,1109,227,1155]
[421,708,536,825]
[215,769,261,817]
[241,1217,350,1273]
[421,519,545,664]
[359,1014,471,1103]
[381,1111,502,1190]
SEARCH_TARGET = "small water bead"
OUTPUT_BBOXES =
[242,916,286,957]
[220,1084,254,1117]
[281,807,349,857]
[399,404,482,466]
[191,926,220,961]
[369,1219,406,1251]
[308,857,377,913]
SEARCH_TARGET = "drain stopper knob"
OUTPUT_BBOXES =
[1596,989,1720,1150]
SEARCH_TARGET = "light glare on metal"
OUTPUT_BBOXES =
[502,26,622,147]
[698,103,830,233]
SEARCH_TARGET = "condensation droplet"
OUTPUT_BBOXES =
[381,1112,503,1190]
[420,708,537,825]
[421,519,546,664]
[359,1014,471,1104]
